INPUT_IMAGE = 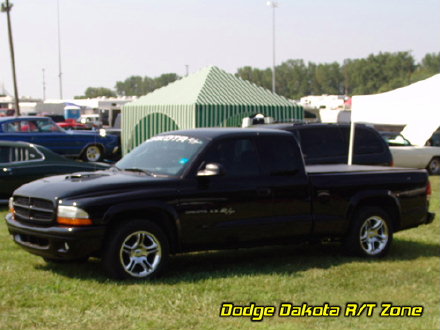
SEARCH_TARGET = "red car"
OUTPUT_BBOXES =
[57,118,88,130]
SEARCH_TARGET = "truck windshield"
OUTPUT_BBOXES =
[116,135,206,176]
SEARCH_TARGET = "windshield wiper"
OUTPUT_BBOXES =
[122,168,155,176]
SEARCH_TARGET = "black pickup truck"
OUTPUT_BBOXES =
[5,129,435,280]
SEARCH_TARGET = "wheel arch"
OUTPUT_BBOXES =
[80,142,105,157]
[346,191,401,232]
[103,202,181,254]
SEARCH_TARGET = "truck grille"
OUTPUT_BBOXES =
[13,196,55,225]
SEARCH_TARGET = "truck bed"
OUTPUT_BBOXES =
[306,164,424,174]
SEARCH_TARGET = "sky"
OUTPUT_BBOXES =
[0,0,439,99]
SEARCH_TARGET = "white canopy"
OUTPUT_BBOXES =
[351,74,440,146]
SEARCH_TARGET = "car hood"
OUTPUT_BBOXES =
[13,170,179,202]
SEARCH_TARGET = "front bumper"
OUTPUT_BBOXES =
[5,213,106,260]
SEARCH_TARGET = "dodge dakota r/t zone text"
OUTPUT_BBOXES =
[5,129,435,280]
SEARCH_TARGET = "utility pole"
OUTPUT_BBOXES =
[42,68,46,100]
[267,1,278,94]
[185,65,189,76]
[57,0,63,99]
[1,0,20,116]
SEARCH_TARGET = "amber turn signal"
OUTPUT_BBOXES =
[57,217,93,226]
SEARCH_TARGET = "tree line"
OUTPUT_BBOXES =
[75,51,440,100]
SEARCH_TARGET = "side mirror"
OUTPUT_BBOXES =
[197,163,225,177]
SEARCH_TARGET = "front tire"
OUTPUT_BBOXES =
[344,207,393,257]
[102,220,169,280]
[82,145,103,162]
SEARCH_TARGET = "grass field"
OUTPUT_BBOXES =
[0,177,439,330]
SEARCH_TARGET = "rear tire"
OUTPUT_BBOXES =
[344,207,393,258]
[102,219,169,280]
[427,157,440,175]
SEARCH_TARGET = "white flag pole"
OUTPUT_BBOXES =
[348,106,355,165]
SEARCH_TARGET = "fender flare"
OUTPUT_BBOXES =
[346,190,402,230]
[102,200,182,251]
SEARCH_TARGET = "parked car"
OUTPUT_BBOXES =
[381,132,440,175]
[80,114,101,129]
[5,129,434,280]
[57,119,89,130]
[256,123,392,166]
[0,116,119,162]
[0,140,110,203]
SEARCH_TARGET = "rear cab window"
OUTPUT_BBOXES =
[298,126,347,159]
[257,135,303,175]
[202,138,260,177]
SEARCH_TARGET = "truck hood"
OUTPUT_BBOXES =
[13,170,179,202]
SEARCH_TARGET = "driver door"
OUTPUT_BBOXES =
[177,137,274,248]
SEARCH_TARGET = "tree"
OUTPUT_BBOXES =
[411,52,440,82]
[115,76,144,97]
[74,87,116,99]
[115,73,180,96]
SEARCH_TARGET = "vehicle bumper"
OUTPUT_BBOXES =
[425,212,435,224]
[5,213,106,260]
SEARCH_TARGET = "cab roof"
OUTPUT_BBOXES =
[161,127,292,140]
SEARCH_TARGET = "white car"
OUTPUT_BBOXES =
[381,132,440,175]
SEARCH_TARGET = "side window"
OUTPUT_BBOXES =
[354,128,384,154]
[19,120,38,132]
[0,147,11,163]
[299,127,347,158]
[35,119,61,132]
[257,136,302,175]
[203,138,260,177]
[3,146,43,162]
[2,122,20,133]
[27,146,44,161]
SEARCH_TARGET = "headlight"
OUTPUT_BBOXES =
[57,205,92,226]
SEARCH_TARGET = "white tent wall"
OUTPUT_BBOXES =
[351,74,440,146]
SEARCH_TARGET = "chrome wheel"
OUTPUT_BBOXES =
[359,216,389,255]
[119,231,162,278]
[85,145,102,162]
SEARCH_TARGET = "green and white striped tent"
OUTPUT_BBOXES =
[121,66,303,154]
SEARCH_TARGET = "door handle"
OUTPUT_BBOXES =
[317,190,331,203]
[257,187,272,197]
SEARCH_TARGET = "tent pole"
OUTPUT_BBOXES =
[348,118,355,165]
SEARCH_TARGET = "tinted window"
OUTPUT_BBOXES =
[298,127,347,158]
[354,128,384,154]
[203,138,260,177]
[257,136,301,175]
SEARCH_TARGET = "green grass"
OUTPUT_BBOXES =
[0,177,439,330]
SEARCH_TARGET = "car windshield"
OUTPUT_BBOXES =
[116,134,206,176]
[382,134,412,146]
[382,134,412,147]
